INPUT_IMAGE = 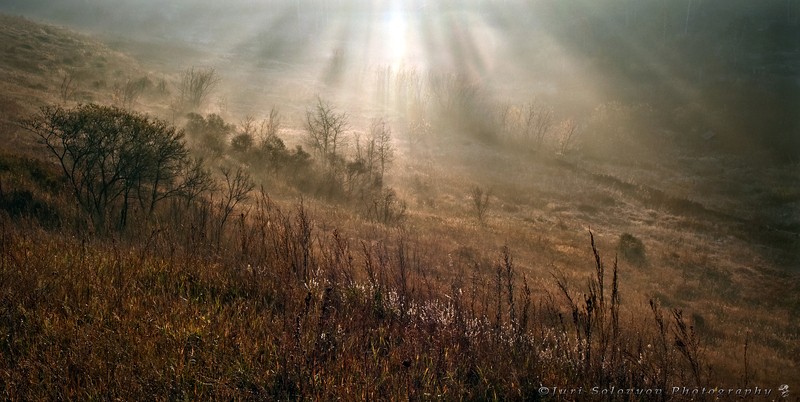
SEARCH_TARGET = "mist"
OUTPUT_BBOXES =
[3,0,797,161]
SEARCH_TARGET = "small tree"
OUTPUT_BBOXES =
[255,133,288,173]
[524,101,553,149]
[305,97,348,168]
[367,187,406,225]
[231,133,254,154]
[176,157,214,205]
[21,104,211,230]
[179,67,220,110]
[258,107,281,139]
[218,166,255,232]
[114,76,150,109]
[369,118,394,180]
[470,186,492,223]
[59,69,77,104]
[556,118,579,155]
[231,116,257,155]
[348,118,394,195]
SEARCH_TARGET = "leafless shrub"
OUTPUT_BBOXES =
[258,107,282,140]
[350,118,394,191]
[428,73,496,141]
[177,157,214,204]
[113,76,150,109]
[218,166,255,232]
[428,73,480,117]
[59,69,77,104]
[156,77,168,95]
[499,101,554,150]
[405,114,431,151]
[366,187,406,225]
[556,118,579,155]
[525,102,554,148]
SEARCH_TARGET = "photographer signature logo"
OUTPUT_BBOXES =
[779,384,790,398]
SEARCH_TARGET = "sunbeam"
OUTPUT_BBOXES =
[383,1,408,68]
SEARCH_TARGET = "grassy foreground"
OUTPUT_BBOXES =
[1,187,713,400]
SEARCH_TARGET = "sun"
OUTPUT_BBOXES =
[383,1,409,68]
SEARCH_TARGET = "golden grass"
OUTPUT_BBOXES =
[0,190,755,400]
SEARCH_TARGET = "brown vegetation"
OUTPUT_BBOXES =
[0,188,717,399]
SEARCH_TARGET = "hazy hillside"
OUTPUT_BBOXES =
[0,4,798,399]
[0,14,171,155]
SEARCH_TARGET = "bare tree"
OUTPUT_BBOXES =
[114,76,150,109]
[684,0,693,34]
[258,107,282,140]
[218,166,255,231]
[368,188,407,225]
[370,118,394,180]
[59,70,77,104]
[175,157,214,205]
[556,119,579,155]
[239,115,256,137]
[347,118,394,195]
[524,101,554,149]
[470,186,492,223]
[179,67,220,110]
[305,97,349,167]
[347,134,375,196]
[498,101,553,150]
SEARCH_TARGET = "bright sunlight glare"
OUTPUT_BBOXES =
[384,2,408,67]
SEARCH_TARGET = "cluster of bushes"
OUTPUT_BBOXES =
[182,110,312,181]
[13,91,410,232]
[302,98,405,224]
[181,98,405,225]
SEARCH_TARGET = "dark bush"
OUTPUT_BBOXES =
[184,113,234,158]
[21,104,212,230]
[618,232,647,266]
[0,189,61,227]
